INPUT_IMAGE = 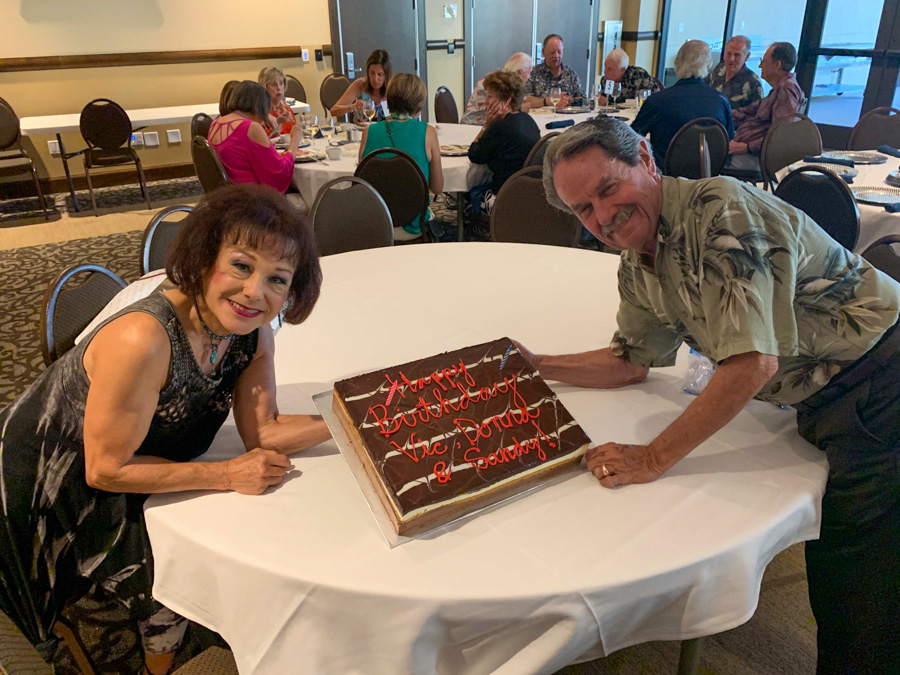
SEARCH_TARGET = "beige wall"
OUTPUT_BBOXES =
[425,0,465,119]
[597,0,661,79]
[0,0,334,179]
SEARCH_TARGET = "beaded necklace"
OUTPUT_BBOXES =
[193,300,234,375]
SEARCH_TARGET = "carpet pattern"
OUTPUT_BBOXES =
[0,177,203,224]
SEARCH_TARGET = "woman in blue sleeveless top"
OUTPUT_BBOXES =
[358,73,444,240]
[331,50,392,123]
[0,185,330,674]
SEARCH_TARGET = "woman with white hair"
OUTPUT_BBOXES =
[461,52,533,125]
[630,40,733,169]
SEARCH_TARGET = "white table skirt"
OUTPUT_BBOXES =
[19,101,310,136]
[292,107,638,206]
[845,158,900,252]
[145,243,827,675]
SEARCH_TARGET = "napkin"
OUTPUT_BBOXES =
[804,155,855,167]
[546,119,575,130]
[884,202,900,213]
[877,144,900,158]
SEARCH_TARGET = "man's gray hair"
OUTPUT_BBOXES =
[605,48,629,69]
[728,35,751,55]
[674,40,712,79]
[542,118,643,212]
[504,52,532,73]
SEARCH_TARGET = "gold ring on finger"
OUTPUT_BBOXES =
[601,464,610,478]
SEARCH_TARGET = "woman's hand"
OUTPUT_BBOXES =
[287,123,303,153]
[223,448,292,495]
[585,443,667,488]
[484,98,510,126]
[353,99,365,114]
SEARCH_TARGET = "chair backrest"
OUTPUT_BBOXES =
[40,264,127,365]
[490,166,581,246]
[285,74,307,103]
[665,117,729,179]
[0,609,54,675]
[79,98,133,151]
[523,132,560,168]
[774,165,860,251]
[320,74,352,115]
[310,176,393,255]
[434,87,459,124]
[651,76,665,91]
[141,205,194,275]
[0,101,22,151]
[354,148,430,236]
[848,106,900,150]
[191,112,215,140]
[191,136,231,194]
[861,234,900,282]
[760,113,822,190]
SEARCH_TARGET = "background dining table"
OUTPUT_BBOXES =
[144,243,827,675]
[291,105,639,240]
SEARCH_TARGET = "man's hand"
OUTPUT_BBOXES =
[729,140,749,155]
[557,93,573,108]
[585,443,667,488]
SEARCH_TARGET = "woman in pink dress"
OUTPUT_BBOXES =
[208,81,307,209]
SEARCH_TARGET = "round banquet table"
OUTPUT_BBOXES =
[144,243,827,675]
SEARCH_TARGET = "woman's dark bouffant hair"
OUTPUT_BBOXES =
[365,49,392,98]
[226,80,271,122]
[166,184,322,324]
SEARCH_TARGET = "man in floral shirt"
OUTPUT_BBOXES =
[706,35,764,111]
[523,34,584,110]
[598,49,660,105]
[524,118,900,674]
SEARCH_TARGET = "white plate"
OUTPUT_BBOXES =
[440,144,469,156]
[294,150,327,163]
[821,150,888,165]
[851,186,900,206]
[276,140,311,151]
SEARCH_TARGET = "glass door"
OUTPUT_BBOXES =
[798,0,900,148]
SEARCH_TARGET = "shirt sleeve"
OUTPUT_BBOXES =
[461,83,487,125]
[467,118,502,165]
[568,68,584,98]
[691,197,799,363]
[610,257,682,367]
[771,80,805,123]
[248,141,295,194]
[629,96,659,137]
[732,97,759,124]
[523,77,537,97]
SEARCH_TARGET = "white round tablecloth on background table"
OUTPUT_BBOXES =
[145,243,826,675]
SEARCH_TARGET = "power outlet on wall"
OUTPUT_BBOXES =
[166,129,182,144]
[144,131,160,147]
[47,140,60,154]
[131,132,144,147]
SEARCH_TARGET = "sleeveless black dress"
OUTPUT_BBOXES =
[0,293,258,657]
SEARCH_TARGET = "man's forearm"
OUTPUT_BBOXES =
[525,95,546,109]
[536,348,649,389]
[648,352,779,472]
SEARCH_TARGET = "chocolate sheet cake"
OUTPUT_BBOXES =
[333,338,592,536]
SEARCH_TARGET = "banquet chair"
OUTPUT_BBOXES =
[320,73,352,118]
[0,102,50,220]
[141,205,194,275]
[79,98,152,216]
[355,148,430,243]
[523,132,560,168]
[774,165,859,251]
[759,113,822,191]
[40,263,127,366]
[434,87,459,124]
[490,166,581,247]
[848,106,900,150]
[651,76,665,91]
[861,234,900,282]
[665,117,729,179]
[0,609,54,675]
[285,74,307,104]
[310,176,393,255]
[191,137,231,194]
[190,112,215,140]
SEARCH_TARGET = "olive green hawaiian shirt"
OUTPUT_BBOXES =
[610,176,900,405]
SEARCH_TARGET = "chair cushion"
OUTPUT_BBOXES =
[85,147,137,166]
[0,155,34,176]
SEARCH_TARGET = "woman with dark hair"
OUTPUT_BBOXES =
[0,184,329,674]
[218,79,240,117]
[208,81,306,207]
[331,49,392,122]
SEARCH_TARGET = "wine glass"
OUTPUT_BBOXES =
[362,99,377,122]
[610,82,622,111]
[305,114,319,139]
[638,89,651,109]
[548,87,562,109]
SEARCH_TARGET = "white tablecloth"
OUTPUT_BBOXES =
[144,243,827,675]
[292,107,638,207]
[846,158,900,252]
[19,102,310,136]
